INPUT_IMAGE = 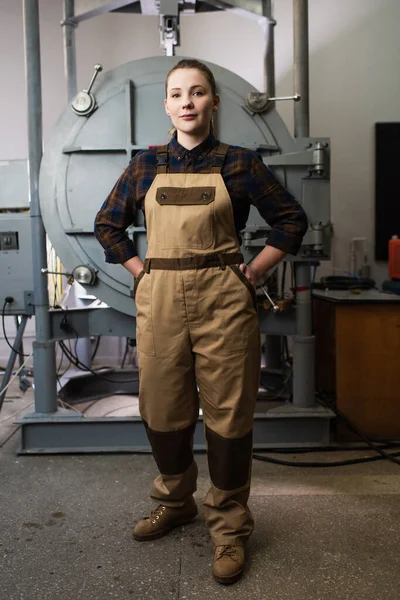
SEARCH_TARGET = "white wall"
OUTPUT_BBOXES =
[1,0,399,361]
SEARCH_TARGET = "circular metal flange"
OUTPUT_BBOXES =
[40,56,297,316]
[71,91,96,116]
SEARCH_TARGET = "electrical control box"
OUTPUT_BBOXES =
[0,214,34,315]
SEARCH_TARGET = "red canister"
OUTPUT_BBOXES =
[389,236,400,280]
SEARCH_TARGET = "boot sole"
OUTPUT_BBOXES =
[213,567,244,585]
[133,514,197,541]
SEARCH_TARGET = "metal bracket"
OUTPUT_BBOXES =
[60,17,78,28]
[264,142,329,176]
[24,291,35,316]
[159,14,179,56]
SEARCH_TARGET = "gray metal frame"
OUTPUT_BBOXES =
[16,0,334,454]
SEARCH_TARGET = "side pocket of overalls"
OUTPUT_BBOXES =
[229,265,258,311]
[133,270,145,301]
[134,271,156,356]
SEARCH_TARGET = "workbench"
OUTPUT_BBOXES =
[313,289,400,439]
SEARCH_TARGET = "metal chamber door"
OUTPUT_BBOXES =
[40,56,323,316]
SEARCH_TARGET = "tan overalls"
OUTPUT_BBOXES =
[134,143,261,547]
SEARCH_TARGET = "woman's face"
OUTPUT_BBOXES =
[165,68,219,140]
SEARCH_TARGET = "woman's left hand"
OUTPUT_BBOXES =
[239,263,258,288]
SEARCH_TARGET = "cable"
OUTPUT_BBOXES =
[252,442,400,454]
[58,339,138,384]
[120,338,130,369]
[58,398,82,414]
[318,392,400,466]
[263,366,292,401]
[0,401,34,424]
[0,352,33,411]
[1,300,29,357]
[253,391,400,468]
[252,450,400,468]
[103,404,138,417]
[91,336,101,361]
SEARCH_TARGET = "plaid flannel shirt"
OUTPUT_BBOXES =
[94,133,308,263]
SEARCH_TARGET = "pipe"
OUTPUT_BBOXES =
[293,0,309,137]
[292,262,315,408]
[262,0,276,98]
[23,0,58,414]
[62,0,93,368]
[292,0,315,408]
[63,0,78,101]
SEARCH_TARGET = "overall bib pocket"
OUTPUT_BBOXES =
[155,186,216,250]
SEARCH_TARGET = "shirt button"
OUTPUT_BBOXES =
[202,192,209,199]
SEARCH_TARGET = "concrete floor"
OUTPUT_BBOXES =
[1,381,400,600]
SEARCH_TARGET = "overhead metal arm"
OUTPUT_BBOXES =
[63,0,140,24]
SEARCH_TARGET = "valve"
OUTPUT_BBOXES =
[246,93,300,114]
[41,264,97,286]
[71,64,103,117]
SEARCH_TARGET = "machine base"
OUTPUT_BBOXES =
[16,404,334,454]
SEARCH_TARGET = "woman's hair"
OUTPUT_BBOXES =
[165,59,218,138]
[165,59,217,98]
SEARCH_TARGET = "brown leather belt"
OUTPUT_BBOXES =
[143,253,243,272]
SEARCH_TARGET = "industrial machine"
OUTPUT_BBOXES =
[0,160,34,407]
[11,0,334,453]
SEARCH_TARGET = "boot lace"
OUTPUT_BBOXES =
[217,545,237,559]
[148,505,166,524]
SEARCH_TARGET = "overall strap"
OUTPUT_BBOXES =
[211,143,229,173]
[156,145,169,174]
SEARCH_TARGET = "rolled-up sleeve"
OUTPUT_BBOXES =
[94,163,137,264]
[249,153,308,255]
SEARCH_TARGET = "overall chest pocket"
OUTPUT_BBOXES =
[156,186,215,249]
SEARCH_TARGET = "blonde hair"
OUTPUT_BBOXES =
[165,59,218,138]
[165,59,217,97]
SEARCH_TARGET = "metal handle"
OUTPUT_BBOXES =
[261,285,280,313]
[85,64,103,94]
[246,92,301,114]
[268,93,300,102]
[41,268,69,276]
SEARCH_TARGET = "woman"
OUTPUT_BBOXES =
[94,59,308,585]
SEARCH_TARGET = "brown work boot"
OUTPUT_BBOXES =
[212,545,245,584]
[133,497,198,541]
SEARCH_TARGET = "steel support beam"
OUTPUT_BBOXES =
[262,0,275,98]
[63,0,78,100]
[293,0,309,137]
[17,410,333,454]
[70,0,139,23]
[23,0,58,415]
[291,0,317,409]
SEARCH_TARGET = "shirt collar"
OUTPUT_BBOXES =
[168,132,219,161]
